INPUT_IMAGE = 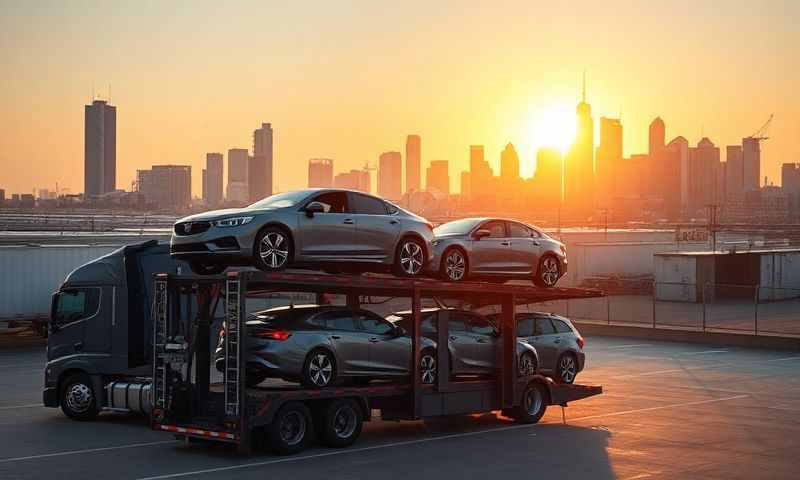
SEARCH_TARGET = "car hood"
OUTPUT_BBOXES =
[176,206,289,223]
[432,232,467,240]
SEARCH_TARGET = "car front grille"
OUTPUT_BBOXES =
[170,242,210,253]
[174,221,211,236]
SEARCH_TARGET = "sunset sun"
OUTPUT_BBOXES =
[529,102,577,155]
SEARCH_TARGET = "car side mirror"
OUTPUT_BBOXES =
[394,326,406,337]
[473,229,491,240]
[305,201,325,218]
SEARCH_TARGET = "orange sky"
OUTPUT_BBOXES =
[1,1,798,197]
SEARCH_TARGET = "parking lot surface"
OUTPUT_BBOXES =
[1,337,798,479]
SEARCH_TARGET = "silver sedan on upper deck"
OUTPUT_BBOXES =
[430,218,568,287]
[170,189,435,276]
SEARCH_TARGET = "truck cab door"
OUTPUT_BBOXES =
[48,287,101,361]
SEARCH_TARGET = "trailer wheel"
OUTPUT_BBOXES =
[316,399,363,448]
[510,382,548,424]
[266,402,312,455]
[60,373,98,421]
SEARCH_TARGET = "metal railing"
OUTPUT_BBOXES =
[536,281,800,338]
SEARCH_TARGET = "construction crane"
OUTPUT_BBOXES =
[747,114,773,141]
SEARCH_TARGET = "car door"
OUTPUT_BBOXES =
[464,312,499,371]
[530,316,559,371]
[349,193,401,261]
[314,310,371,375]
[296,191,356,260]
[507,221,542,275]
[469,220,513,274]
[359,310,408,375]
[446,311,479,373]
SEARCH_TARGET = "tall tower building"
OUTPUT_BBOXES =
[500,143,520,181]
[688,138,721,209]
[726,145,744,199]
[533,147,563,202]
[406,135,421,193]
[595,117,623,202]
[84,99,116,197]
[564,76,594,211]
[742,137,761,192]
[308,158,334,188]
[649,117,666,156]
[250,122,273,201]
[202,153,224,208]
[664,136,688,219]
[227,148,249,204]
[426,160,450,195]
[469,145,492,199]
[378,151,402,200]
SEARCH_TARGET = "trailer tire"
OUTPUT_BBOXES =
[510,382,548,424]
[266,402,313,455]
[60,373,99,421]
[316,399,363,448]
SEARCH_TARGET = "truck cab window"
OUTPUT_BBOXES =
[55,288,100,325]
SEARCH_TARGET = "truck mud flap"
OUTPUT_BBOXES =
[548,384,603,406]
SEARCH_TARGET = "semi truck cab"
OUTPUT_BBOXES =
[43,240,187,419]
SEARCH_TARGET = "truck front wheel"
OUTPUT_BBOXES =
[60,373,99,421]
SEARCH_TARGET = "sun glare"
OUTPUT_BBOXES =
[529,102,576,155]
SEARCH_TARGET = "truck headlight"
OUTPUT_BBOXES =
[214,216,254,228]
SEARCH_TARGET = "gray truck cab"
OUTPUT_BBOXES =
[43,240,187,419]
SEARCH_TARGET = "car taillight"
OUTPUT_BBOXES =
[253,329,292,341]
[576,336,585,349]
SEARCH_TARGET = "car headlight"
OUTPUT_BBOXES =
[214,216,254,228]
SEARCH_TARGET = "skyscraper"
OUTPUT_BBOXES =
[250,122,273,202]
[649,117,665,156]
[468,145,492,200]
[406,135,421,193]
[726,145,744,200]
[227,148,249,204]
[84,99,116,197]
[663,137,688,219]
[688,138,721,209]
[426,160,450,195]
[742,137,761,192]
[202,153,224,208]
[378,151,402,200]
[533,147,563,202]
[595,117,623,202]
[137,165,191,210]
[308,158,334,188]
[564,77,594,211]
[500,143,520,181]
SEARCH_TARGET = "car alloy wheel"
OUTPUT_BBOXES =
[539,256,560,287]
[259,232,289,269]
[399,240,424,276]
[420,352,436,384]
[518,352,537,377]
[559,354,577,384]
[307,352,334,387]
[66,382,93,413]
[444,249,466,281]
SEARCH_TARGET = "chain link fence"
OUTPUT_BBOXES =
[536,281,800,338]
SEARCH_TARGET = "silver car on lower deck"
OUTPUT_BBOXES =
[171,188,434,276]
[430,217,568,287]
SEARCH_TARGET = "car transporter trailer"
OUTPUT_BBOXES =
[150,270,604,455]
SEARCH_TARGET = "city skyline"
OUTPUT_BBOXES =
[2,1,797,197]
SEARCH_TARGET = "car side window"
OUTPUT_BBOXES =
[508,222,532,238]
[481,221,506,238]
[351,193,388,215]
[552,319,573,334]
[534,317,556,335]
[446,312,469,332]
[358,312,394,335]
[314,311,358,331]
[516,317,535,337]
[54,288,100,325]
[310,192,348,213]
[465,314,495,335]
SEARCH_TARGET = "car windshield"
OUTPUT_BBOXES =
[434,218,481,236]
[248,191,310,209]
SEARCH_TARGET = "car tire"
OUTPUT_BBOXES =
[254,226,292,272]
[316,399,363,448]
[394,237,426,277]
[518,351,538,377]
[420,348,437,384]
[189,262,226,275]
[265,402,313,455]
[509,381,548,424]
[534,255,560,288]
[556,352,578,384]
[60,373,99,421]
[302,349,337,388]
[440,247,468,282]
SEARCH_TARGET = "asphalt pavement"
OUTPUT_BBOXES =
[1,337,799,479]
